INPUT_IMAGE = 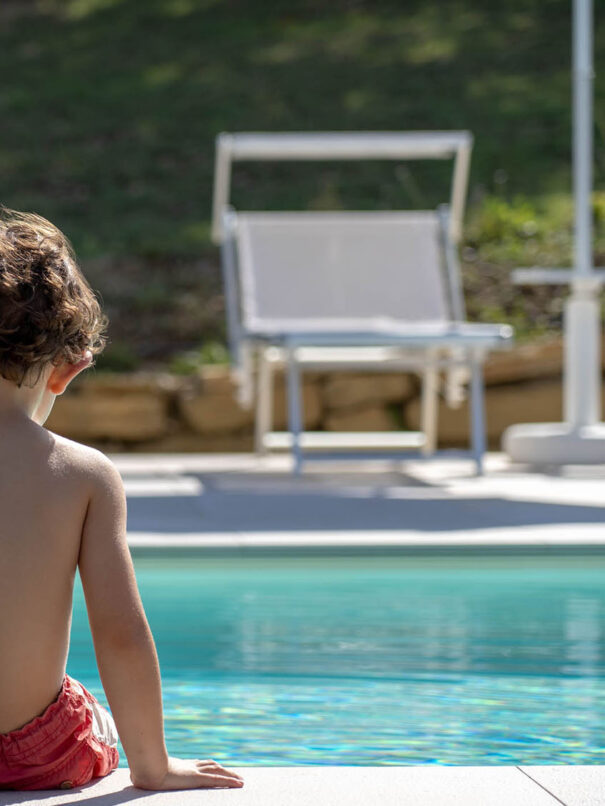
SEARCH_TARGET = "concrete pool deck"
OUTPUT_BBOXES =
[111,451,605,552]
[2,766,604,805]
[3,452,604,805]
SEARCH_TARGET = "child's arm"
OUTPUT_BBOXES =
[78,452,243,791]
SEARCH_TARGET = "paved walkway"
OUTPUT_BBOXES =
[110,452,605,551]
[2,765,604,805]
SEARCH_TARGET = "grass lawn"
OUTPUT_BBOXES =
[2,0,605,368]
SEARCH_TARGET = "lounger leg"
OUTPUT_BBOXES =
[286,345,304,476]
[420,357,439,456]
[469,354,486,476]
[254,348,274,455]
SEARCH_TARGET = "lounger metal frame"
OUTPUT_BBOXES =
[211,132,512,475]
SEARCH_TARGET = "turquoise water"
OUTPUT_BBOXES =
[69,555,605,766]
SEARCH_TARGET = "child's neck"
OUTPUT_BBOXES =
[0,377,42,421]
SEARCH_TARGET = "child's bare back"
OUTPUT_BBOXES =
[0,420,94,734]
[0,211,243,792]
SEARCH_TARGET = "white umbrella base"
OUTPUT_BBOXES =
[503,421,605,464]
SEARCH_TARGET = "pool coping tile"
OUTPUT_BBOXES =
[519,765,605,806]
[0,766,590,806]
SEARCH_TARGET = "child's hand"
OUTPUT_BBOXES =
[132,757,244,791]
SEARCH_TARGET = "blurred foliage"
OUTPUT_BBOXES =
[1,0,604,369]
[95,341,140,372]
[168,340,230,373]
[83,254,226,371]
[2,0,603,256]
[463,192,605,340]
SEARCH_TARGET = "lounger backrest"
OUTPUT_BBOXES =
[235,211,451,328]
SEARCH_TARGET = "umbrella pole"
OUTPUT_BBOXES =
[503,0,605,465]
[565,0,601,429]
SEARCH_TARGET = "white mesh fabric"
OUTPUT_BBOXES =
[236,212,449,328]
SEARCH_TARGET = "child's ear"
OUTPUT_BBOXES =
[47,351,93,395]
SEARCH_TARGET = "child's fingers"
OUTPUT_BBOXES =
[197,772,244,788]
[200,769,244,783]
[196,760,243,780]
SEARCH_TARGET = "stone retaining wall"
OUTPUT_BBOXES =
[45,337,605,452]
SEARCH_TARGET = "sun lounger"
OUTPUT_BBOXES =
[211,132,513,474]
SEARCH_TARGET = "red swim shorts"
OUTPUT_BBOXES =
[0,675,119,790]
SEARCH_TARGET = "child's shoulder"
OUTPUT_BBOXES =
[48,432,123,496]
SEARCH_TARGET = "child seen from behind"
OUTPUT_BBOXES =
[0,210,244,792]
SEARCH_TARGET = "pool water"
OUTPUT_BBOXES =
[68,555,605,766]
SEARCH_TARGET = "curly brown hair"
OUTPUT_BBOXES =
[0,209,107,388]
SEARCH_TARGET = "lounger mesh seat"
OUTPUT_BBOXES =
[212,132,513,474]
[238,213,448,324]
